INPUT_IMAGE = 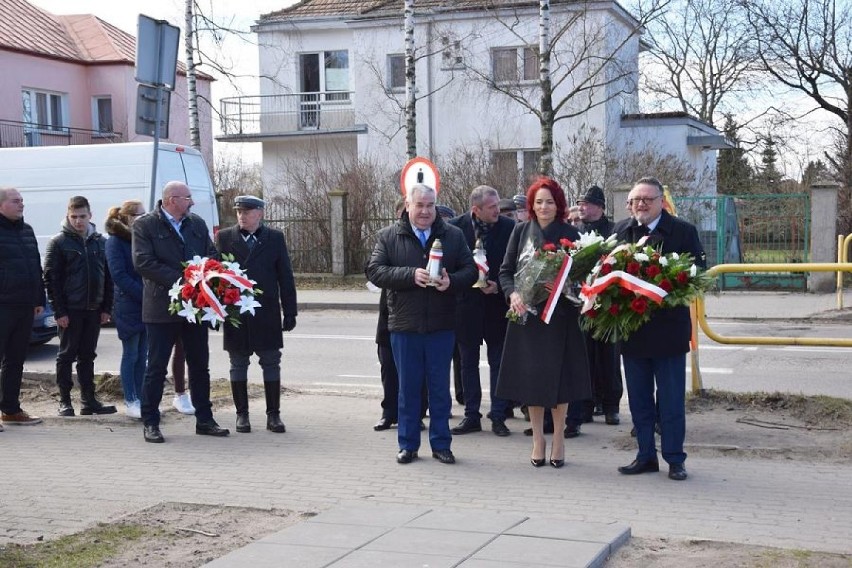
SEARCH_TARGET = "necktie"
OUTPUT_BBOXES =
[417,229,427,247]
[246,234,256,250]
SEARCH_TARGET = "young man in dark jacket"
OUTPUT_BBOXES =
[215,195,297,434]
[366,184,477,465]
[0,188,44,427]
[44,196,115,417]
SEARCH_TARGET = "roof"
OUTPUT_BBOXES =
[0,0,210,79]
[261,0,585,21]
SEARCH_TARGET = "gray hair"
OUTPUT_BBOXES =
[162,180,189,199]
[634,176,664,195]
[407,184,436,204]
[469,185,499,208]
[0,187,18,203]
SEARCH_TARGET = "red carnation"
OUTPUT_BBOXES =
[181,284,195,300]
[559,238,574,249]
[619,287,633,297]
[644,264,661,278]
[600,263,613,275]
[217,280,228,295]
[630,296,648,315]
[608,304,620,315]
[183,266,196,280]
[676,271,689,285]
[586,308,598,318]
[659,279,673,292]
[542,242,557,252]
[223,288,241,305]
[626,261,641,276]
[196,293,209,308]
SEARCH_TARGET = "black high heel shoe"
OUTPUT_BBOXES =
[530,457,546,467]
[549,457,565,468]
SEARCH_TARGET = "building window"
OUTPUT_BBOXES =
[441,36,464,70]
[388,54,405,91]
[21,89,67,131]
[491,149,542,191]
[299,50,350,101]
[92,96,113,133]
[492,46,538,84]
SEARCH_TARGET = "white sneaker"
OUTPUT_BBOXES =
[172,392,195,415]
[125,400,142,419]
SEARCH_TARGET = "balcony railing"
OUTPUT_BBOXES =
[0,119,123,148]
[218,92,364,140]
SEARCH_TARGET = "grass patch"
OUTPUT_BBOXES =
[687,389,852,427]
[0,523,165,568]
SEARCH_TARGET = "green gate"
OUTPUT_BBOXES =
[673,194,810,290]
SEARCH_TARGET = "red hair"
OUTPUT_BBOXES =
[525,176,567,222]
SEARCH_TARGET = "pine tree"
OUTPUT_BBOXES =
[717,115,753,194]
[756,135,783,192]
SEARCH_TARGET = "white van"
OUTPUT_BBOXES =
[0,142,219,257]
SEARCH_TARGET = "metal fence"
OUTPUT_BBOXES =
[0,119,122,148]
[264,200,333,273]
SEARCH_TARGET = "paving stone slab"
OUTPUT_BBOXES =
[305,503,430,528]
[257,522,390,549]
[203,542,346,568]
[471,534,609,568]
[363,526,497,557]
[326,549,458,568]
[405,509,528,534]
[507,518,631,547]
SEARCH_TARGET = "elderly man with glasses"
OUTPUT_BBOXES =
[612,177,706,481]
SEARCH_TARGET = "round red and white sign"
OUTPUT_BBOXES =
[400,157,440,197]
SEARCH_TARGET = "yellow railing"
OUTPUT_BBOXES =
[694,263,852,348]
[837,234,852,309]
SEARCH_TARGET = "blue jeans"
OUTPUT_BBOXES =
[141,322,212,426]
[623,353,687,465]
[390,330,455,452]
[120,329,147,403]
[459,339,509,421]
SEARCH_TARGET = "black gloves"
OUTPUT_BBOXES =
[282,315,297,332]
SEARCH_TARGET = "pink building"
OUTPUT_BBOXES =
[0,0,214,165]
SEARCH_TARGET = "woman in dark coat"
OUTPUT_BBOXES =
[105,200,147,419]
[496,177,591,468]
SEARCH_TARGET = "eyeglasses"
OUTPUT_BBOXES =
[172,195,193,202]
[627,195,662,206]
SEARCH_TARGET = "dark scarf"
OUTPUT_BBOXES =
[472,214,492,243]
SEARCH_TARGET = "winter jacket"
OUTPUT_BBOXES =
[131,202,218,324]
[0,214,45,307]
[366,212,477,333]
[105,217,144,339]
[43,220,112,317]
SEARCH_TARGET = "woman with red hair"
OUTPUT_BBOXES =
[496,177,592,468]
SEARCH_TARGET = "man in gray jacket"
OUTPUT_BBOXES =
[132,181,228,443]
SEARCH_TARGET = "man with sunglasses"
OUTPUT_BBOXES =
[613,177,705,481]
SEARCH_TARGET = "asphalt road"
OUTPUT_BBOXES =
[23,310,852,399]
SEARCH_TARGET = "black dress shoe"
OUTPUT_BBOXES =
[80,400,117,415]
[373,417,396,431]
[618,459,660,475]
[196,420,230,437]
[564,423,581,438]
[491,420,510,437]
[605,412,621,425]
[236,413,251,433]
[397,449,418,464]
[58,402,75,417]
[432,449,456,464]
[267,414,286,433]
[668,463,688,481]
[593,404,604,416]
[451,417,482,434]
[143,425,164,443]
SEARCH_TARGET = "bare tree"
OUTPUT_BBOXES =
[185,0,201,149]
[638,0,760,126]
[461,0,669,175]
[742,0,852,231]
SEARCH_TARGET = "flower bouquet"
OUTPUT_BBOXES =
[506,231,617,325]
[579,238,713,342]
[168,254,262,329]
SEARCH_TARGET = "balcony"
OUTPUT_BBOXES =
[217,92,367,142]
[0,119,123,148]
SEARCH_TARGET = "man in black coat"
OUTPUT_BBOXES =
[215,195,297,434]
[565,185,623,437]
[449,185,515,437]
[44,195,115,417]
[366,184,477,465]
[132,181,228,443]
[613,177,706,481]
[0,188,43,427]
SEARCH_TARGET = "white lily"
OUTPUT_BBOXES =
[177,300,200,323]
[168,280,183,301]
[690,264,698,277]
[671,252,680,260]
[634,252,650,262]
[237,294,262,315]
[576,231,604,247]
[200,306,225,327]
[659,256,669,266]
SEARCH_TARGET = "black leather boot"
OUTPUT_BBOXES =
[231,380,251,433]
[264,381,286,433]
[79,378,116,415]
[58,388,75,417]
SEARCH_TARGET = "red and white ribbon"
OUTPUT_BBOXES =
[580,270,668,314]
[540,255,573,324]
[187,265,254,320]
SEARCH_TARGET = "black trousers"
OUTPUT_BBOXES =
[56,310,102,395]
[0,306,34,415]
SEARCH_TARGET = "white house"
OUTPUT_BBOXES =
[218,0,728,198]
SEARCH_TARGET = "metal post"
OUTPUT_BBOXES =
[149,85,162,211]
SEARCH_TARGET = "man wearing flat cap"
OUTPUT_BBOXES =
[215,195,297,435]
[565,185,624,438]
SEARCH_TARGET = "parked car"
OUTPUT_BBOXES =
[30,302,57,346]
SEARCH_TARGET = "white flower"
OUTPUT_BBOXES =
[237,294,262,315]
[659,256,669,267]
[670,252,680,260]
[634,252,650,262]
[576,231,604,248]
[221,260,244,275]
[176,300,200,323]
[168,280,183,301]
[690,264,697,277]
[200,306,225,328]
